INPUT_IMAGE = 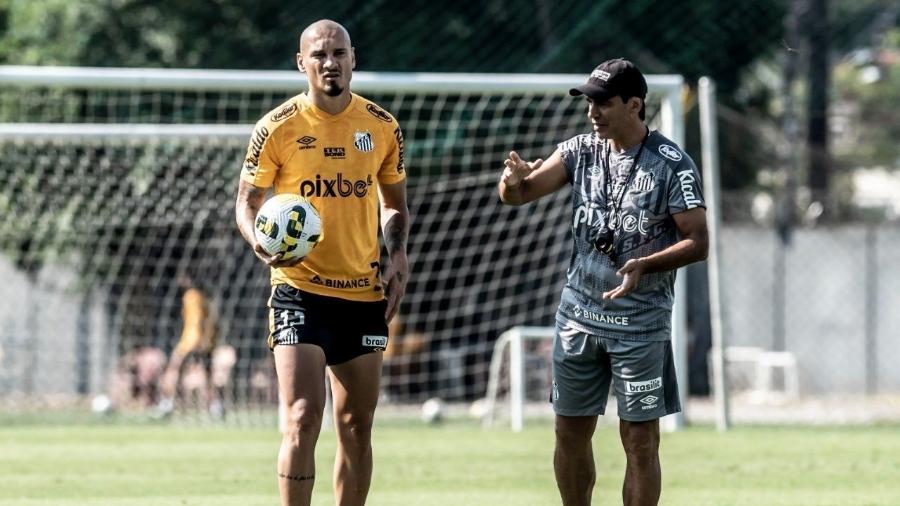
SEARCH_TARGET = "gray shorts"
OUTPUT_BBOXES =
[551,321,681,421]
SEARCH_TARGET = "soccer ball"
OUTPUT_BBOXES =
[91,394,113,415]
[254,194,322,261]
[420,397,444,424]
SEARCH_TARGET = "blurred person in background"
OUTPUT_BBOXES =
[109,345,166,409]
[155,270,230,419]
[498,58,708,506]
[234,19,409,506]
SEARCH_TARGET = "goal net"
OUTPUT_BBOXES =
[0,66,684,424]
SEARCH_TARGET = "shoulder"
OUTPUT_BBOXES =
[558,133,600,153]
[351,94,401,129]
[645,131,696,172]
[252,94,307,134]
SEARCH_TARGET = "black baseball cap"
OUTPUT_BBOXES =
[569,58,648,102]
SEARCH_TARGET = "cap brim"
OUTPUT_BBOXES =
[568,83,614,101]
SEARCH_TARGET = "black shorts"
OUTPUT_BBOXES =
[267,284,389,365]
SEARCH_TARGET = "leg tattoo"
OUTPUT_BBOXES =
[278,472,315,482]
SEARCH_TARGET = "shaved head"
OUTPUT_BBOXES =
[296,19,355,102]
[299,19,351,53]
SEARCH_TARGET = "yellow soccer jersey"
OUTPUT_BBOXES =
[174,288,216,355]
[241,92,406,302]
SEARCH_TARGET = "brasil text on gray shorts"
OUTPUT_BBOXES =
[551,321,681,421]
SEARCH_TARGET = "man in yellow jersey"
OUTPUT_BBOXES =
[235,19,409,506]
[156,271,222,419]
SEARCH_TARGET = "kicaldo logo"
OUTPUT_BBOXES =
[300,173,373,198]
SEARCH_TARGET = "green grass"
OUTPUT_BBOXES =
[1,420,899,505]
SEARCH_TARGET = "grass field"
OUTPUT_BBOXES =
[1,418,899,506]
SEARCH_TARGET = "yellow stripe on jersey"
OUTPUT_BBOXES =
[241,93,406,302]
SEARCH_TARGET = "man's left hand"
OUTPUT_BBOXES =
[602,259,645,300]
[382,251,409,322]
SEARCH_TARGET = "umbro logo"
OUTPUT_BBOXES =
[297,136,316,150]
[640,395,659,405]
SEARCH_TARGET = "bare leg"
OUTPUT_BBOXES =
[274,344,328,506]
[159,350,186,402]
[329,352,382,506]
[554,415,598,506]
[620,419,661,506]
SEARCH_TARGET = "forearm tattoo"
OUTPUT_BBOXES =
[383,212,409,256]
[278,472,315,482]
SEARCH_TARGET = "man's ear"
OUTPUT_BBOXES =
[351,47,356,70]
[297,53,305,73]
[630,97,643,116]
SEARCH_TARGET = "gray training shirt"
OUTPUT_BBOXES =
[555,130,705,341]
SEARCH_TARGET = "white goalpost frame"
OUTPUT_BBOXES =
[0,66,701,430]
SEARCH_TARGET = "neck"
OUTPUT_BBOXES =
[307,89,352,115]
[609,122,648,152]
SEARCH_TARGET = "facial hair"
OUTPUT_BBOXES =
[324,83,344,97]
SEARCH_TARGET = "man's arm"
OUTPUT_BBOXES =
[602,207,709,299]
[378,179,410,322]
[498,149,568,205]
[235,179,297,267]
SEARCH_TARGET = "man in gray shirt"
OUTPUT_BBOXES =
[498,58,708,506]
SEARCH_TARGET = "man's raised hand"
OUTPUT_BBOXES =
[502,151,544,187]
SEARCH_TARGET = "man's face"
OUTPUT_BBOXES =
[586,95,640,139]
[297,28,355,97]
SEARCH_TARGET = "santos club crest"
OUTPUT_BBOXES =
[354,131,374,152]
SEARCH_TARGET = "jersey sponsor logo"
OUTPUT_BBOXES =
[393,127,406,174]
[312,276,372,289]
[362,335,388,348]
[324,147,346,159]
[572,305,629,326]
[271,103,298,122]
[354,131,374,152]
[658,144,682,161]
[621,211,650,235]
[366,103,392,122]
[625,377,662,393]
[297,136,316,150]
[300,173,373,198]
[243,125,270,174]
[677,169,703,208]
[573,204,603,235]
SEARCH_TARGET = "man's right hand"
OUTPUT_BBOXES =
[501,151,544,187]
[253,243,304,269]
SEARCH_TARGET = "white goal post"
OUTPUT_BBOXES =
[0,66,713,428]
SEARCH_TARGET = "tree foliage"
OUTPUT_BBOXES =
[1,0,785,91]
